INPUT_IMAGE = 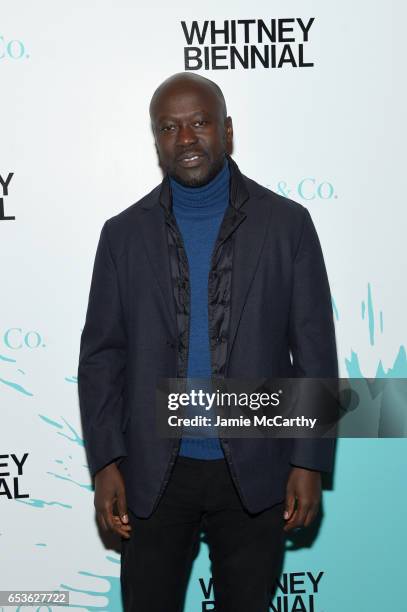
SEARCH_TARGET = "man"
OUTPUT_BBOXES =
[78,72,338,611]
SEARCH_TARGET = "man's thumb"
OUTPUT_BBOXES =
[117,493,128,523]
[284,492,295,520]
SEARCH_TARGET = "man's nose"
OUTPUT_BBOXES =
[176,124,198,146]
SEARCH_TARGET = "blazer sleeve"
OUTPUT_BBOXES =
[288,207,338,472]
[78,220,128,478]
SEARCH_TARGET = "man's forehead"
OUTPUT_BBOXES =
[150,79,222,118]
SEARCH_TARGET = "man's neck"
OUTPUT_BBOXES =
[169,158,230,205]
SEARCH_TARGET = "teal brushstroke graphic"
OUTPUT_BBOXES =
[345,350,364,378]
[350,285,402,378]
[367,282,375,345]
[58,558,122,611]
[0,353,32,395]
[65,375,78,383]
[39,414,64,429]
[15,498,72,509]
[376,345,407,378]
[35,543,47,547]
[57,417,84,446]
[16,607,53,612]
[344,346,407,438]
[16,608,52,612]
[40,420,89,495]
[46,471,93,491]
[346,345,407,379]
[39,414,84,446]
[0,376,33,396]
[0,353,16,362]
[331,296,339,321]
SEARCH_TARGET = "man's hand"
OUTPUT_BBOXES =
[283,466,321,532]
[94,461,132,539]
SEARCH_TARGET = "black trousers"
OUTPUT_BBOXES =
[120,455,286,612]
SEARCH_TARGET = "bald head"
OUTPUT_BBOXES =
[148,72,233,187]
[149,72,227,122]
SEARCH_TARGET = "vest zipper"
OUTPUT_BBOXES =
[150,214,191,512]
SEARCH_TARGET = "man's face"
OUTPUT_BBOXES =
[150,81,233,187]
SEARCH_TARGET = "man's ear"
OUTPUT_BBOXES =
[225,116,233,154]
[153,141,166,176]
[150,122,159,156]
[150,120,156,138]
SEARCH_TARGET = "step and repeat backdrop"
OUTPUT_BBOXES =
[1,1,406,610]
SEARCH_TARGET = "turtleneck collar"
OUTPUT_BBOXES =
[169,157,230,209]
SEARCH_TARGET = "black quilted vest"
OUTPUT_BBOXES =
[159,154,248,381]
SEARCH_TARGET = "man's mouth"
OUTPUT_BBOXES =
[177,152,206,168]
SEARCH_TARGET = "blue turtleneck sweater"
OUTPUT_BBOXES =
[170,158,229,459]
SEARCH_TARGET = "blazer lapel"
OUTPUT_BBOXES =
[226,162,272,366]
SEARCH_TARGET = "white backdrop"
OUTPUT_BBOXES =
[1,1,406,610]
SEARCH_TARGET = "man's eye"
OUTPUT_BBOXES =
[193,120,208,127]
[160,125,176,132]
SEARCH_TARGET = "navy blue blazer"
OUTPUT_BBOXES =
[78,159,338,517]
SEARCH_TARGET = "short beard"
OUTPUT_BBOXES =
[168,155,226,188]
